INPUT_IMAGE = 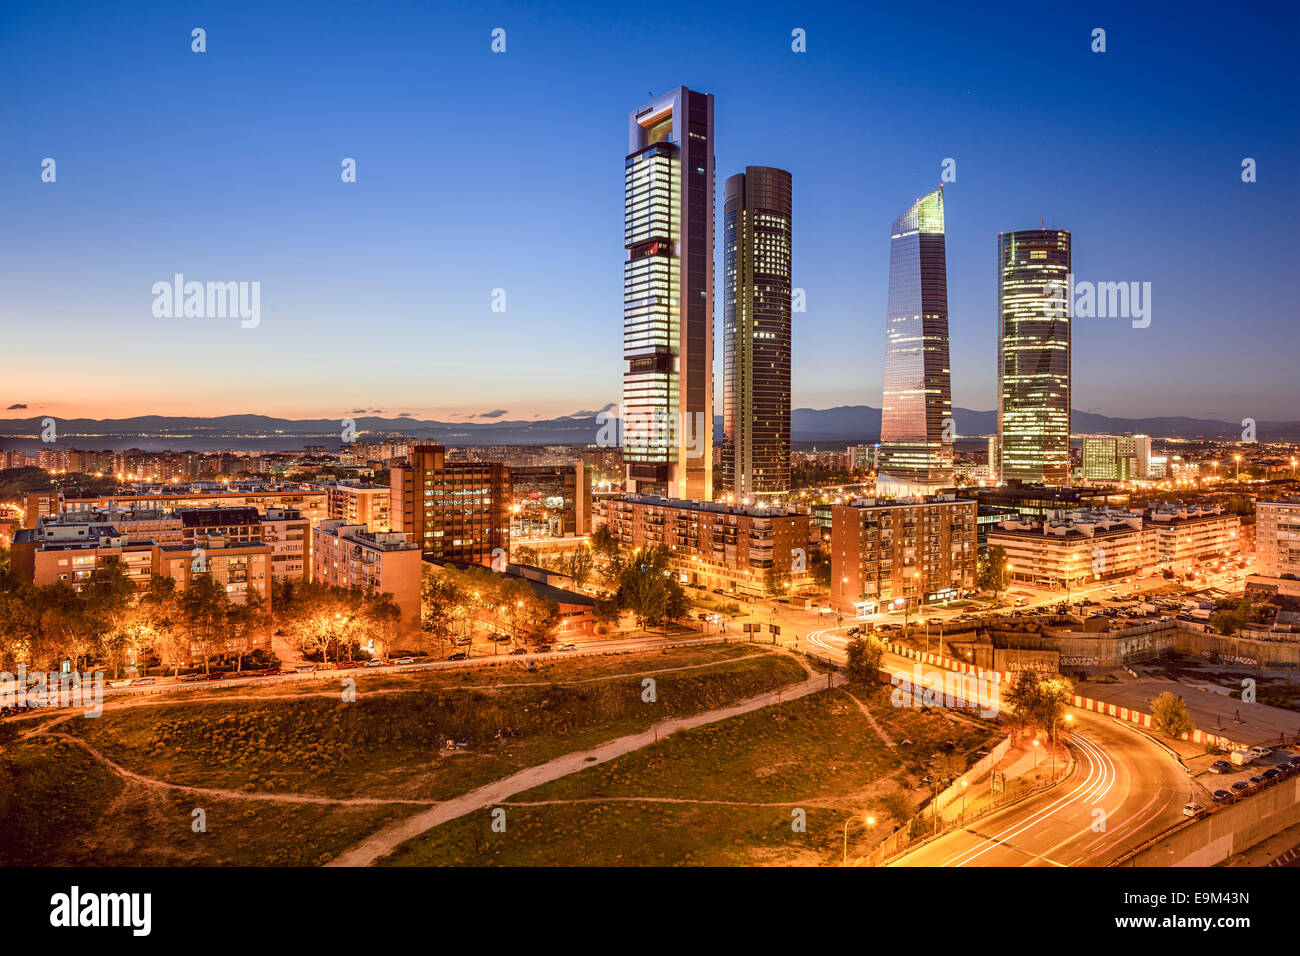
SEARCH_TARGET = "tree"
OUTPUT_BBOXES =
[616,545,688,630]
[977,545,1011,598]
[513,545,540,567]
[566,547,594,590]
[844,637,883,686]
[1210,597,1254,637]
[421,565,469,655]
[589,525,624,590]
[179,574,231,672]
[1005,669,1073,734]
[139,575,186,676]
[808,547,832,591]
[82,562,138,678]
[1151,691,1194,739]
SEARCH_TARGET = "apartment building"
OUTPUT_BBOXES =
[1146,503,1239,571]
[312,520,422,648]
[830,495,977,616]
[320,479,391,531]
[604,494,814,597]
[1256,499,1300,579]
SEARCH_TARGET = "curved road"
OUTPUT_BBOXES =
[806,625,1196,867]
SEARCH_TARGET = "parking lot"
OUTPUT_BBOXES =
[1195,746,1300,809]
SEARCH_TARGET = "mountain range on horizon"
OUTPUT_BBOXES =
[0,407,1295,448]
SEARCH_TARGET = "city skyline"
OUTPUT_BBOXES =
[3,3,1297,423]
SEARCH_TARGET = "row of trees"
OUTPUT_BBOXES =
[420,564,560,652]
[0,555,405,675]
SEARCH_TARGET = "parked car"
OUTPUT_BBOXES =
[1211,789,1233,803]
[261,667,281,676]
[1208,760,1232,774]
[1262,768,1280,782]
[1249,774,1266,787]
[1182,803,1205,818]
[534,645,552,654]
[557,643,577,651]
[336,661,358,669]
[447,652,468,661]
[393,657,415,665]
[1230,749,1256,766]
[108,679,132,688]
[364,659,386,667]
[1230,780,1252,793]
[180,673,205,682]
[1249,746,1272,759]
[1288,756,1300,768]
[294,664,315,673]
[205,671,230,681]
[134,677,156,686]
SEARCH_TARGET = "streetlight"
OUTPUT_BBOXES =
[842,813,877,866]
[1234,453,1242,482]
[959,778,969,815]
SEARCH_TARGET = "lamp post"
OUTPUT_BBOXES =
[1234,453,1242,483]
[959,778,968,816]
[842,814,877,867]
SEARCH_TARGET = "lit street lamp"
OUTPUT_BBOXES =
[842,813,877,866]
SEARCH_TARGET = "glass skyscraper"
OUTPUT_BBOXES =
[877,187,953,496]
[997,229,1072,484]
[721,166,792,499]
[622,87,714,500]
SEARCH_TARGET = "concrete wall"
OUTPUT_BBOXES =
[1119,776,1300,867]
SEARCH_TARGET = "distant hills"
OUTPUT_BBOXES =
[0,407,1295,450]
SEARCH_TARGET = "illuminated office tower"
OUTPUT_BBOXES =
[877,187,953,496]
[622,87,714,499]
[721,166,793,499]
[997,229,1072,484]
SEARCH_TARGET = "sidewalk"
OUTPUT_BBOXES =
[937,740,1066,824]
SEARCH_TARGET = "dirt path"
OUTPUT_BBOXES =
[326,671,837,866]
[41,731,432,807]
[841,688,897,749]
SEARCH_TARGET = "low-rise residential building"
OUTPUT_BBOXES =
[1257,499,1300,579]
[603,494,815,596]
[1145,503,1239,571]
[830,494,977,616]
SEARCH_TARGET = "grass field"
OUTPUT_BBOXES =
[380,686,998,866]
[0,644,808,865]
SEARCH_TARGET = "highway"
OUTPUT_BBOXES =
[805,624,1197,866]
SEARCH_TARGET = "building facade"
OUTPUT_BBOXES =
[830,495,977,616]
[1257,499,1300,579]
[721,165,793,498]
[312,520,422,647]
[878,188,953,496]
[622,86,714,500]
[320,479,391,532]
[997,229,1072,484]
[390,444,509,566]
[603,494,813,597]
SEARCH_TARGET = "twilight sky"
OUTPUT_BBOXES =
[2,0,1297,423]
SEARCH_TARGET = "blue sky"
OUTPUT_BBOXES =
[1,0,1296,422]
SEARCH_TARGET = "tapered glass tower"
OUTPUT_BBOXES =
[997,229,1071,484]
[877,187,953,496]
[721,166,792,499]
[622,87,714,500]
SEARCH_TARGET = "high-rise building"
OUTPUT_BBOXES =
[877,187,952,496]
[622,87,714,500]
[1081,434,1151,482]
[997,229,1072,484]
[389,444,509,566]
[987,436,1000,483]
[721,166,793,498]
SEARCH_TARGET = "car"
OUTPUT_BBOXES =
[1231,780,1252,793]
[261,667,282,676]
[393,657,414,665]
[364,659,386,667]
[1182,803,1205,818]
[1249,746,1272,759]
[534,645,552,653]
[1262,768,1280,782]
[557,643,577,651]
[1249,775,1266,787]
[509,647,528,655]
[336,661,358,669]
[134,677,156,686]
[206,671,230,680]
[108,679,132,688]
[294,664,316,673]
[180,673,205,682]
[1208,760,1232,774]
[1288,756,1300,768]
[1211,789,1233,803]
[447,652,468,661]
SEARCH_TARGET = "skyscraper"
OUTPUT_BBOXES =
[997,229,1072,484]
[622,87,714,500]
[721,166,792,499]
[877,187,953,496]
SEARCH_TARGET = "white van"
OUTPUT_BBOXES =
[1230,749,1255,766]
